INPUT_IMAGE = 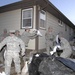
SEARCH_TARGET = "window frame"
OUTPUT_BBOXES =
[58,19,63,26]
[21,8,33,29]
[65,24,67,31]
[39,10,46,29]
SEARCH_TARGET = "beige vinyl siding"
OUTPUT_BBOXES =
[0,9,35,50]
[46,12,72,41]
[0,8,74,50]
[38,11,73,50]
[38,30,46,49]
[0,9,21,34]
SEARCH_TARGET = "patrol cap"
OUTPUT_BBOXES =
[4,28,7,32]
[15,30,20,33]
[9,30,15,33]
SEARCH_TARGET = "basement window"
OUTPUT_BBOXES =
[22,8,33,28]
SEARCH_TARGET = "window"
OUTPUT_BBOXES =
[65,24,67,31]
[69,27,71,35]
[22,8,33,28]
[58,19,63,26]
[39,10,46,29]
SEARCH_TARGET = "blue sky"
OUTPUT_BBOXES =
[50,0,75,25]
[0,0,75,25]
[0,0,21,6]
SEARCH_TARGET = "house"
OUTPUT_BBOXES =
[0,0,75,52]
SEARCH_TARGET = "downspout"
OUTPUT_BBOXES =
[33,5,39,52]
[34,0,49,52]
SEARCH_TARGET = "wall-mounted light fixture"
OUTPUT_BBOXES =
[58,19,63,26]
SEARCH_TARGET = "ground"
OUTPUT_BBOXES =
[0,49,35,75]
[0,58,25,75]
[0,49,33,75]
[0,49,75,75]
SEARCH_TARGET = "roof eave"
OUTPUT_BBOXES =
[0,0,75,28]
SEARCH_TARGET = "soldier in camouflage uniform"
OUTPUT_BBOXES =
[0,30,25,75]
[21,28,37,47]
[15,30,21,38]
[0,29,8,42]
[0,29,8,63]
[60,37,72,58]
[57,32,72,58]
[45,27,54,55]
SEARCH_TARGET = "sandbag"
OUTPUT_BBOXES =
[29,53,49,75]
[39,57,75,75]
[56,57,75,71]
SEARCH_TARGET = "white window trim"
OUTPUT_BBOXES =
[58,19,63,27]
[22,8,33,29]
[39,10,46,29]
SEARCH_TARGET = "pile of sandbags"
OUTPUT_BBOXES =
[39,57,75,75]
[22,52,75,75]
[0,72,6,75]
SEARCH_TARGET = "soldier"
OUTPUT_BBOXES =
[0,30,25,75]
[0,29,8,41]
[0,29,8,63]
[21,28,38,47]
[15,30,21,38]
[60,37,72,58]
[45,27,54,55]
[21,28,42,62]
[59,33,72,58]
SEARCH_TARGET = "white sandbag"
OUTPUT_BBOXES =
[21,61,29,75]
[0,72,6,75]
[37,30,42,37]
[50,45,61,55]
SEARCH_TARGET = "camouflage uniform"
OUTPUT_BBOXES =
[45,31,54,55]
[15,30,21,38]
[21,30,37,47]
[60,37,72,58]
[0,35,25,75]
[0,29,8,42]
[0,29,8,63]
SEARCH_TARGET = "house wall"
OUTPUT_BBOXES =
[38,11,74,50]
[0,8,74,51]
[39,29,46,50]
[0,9,36,50]
[46,12,73,40]
[0,9,21,34]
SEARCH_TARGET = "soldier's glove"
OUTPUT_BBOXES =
[37,30,42,37]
